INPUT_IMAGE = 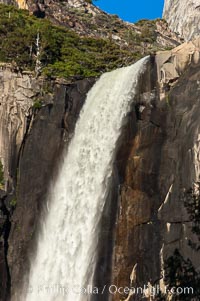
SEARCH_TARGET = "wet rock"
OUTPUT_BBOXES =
[7,78,95,300]
[110,43,200,301]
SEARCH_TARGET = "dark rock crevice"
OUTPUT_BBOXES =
[0,192,11,301]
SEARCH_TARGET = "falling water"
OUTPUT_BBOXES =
[24,56,149,301]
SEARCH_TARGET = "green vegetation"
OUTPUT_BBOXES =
[165,93,171,107]
[0,160,4,189]
[33,99,42,109]
[184,182,200,236]
[183,182,200,251]
[164,249,200,300]
[10,198,17,208]
[0,4,141,79]
[135,19,157,43]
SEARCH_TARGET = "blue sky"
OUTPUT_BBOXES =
[95,0,164,23]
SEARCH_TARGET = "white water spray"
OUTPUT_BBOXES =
[23,57,149,301]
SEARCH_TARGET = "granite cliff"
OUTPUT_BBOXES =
[163,0,200,41]
[112,40,200,301]
[0,41,200,301]
[0,1,200,301]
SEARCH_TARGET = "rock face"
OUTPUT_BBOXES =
[163,0,200,41]
[111,41,200,301]
[0,68,95,300]
[156,38,200,98]
[0,66,46,301]
[0,189,10,301]
[7,78,95,300]
[0,64,44,192]
[1,25,200,301]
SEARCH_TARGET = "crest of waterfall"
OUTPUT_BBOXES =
[23,56,149,301]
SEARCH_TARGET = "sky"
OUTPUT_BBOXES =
[95,0,165,23]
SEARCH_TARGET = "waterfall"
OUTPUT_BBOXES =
[23,56,149,301]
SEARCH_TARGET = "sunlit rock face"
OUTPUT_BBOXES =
[163,0,200,41]
[0,64,41,190]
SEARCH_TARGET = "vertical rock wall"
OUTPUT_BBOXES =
[7,78,95,301]
[111,42,200,301]
[0,65,41,191]
[1,39,200,301]
[0,66,43,301]
[0,65,95,301]
[163,0,200,41]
